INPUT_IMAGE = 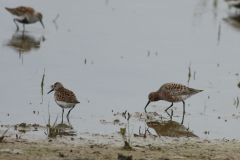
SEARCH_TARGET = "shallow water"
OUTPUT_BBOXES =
[0,0,240,140]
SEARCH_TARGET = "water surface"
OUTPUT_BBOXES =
[0,0,240,140]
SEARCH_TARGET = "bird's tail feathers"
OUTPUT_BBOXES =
[189,88,203,94]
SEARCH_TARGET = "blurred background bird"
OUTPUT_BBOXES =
[5,6,44,30]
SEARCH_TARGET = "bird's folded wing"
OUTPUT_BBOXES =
[6,6,35,16]
[56,89,80,103]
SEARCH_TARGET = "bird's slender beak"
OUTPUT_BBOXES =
[145,101,150,110]
[39,19,45,29]
[47,88,54,94]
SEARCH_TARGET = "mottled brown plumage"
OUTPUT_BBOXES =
[145,83,203,113]
[55,86,80,103]
[5,6,35,16]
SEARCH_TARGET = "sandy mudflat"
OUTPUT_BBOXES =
[0,129,240,160]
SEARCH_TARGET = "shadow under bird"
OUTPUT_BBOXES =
[48,82,80,117]
[145,83,203,113]
[5,6,44,30]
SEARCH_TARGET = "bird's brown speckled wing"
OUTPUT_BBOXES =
[159,83,191,96]
[55,88,80,103]
[5,6,35,16]
[159,83,202,96]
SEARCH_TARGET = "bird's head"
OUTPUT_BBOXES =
[47,82,64,94]
[144,92,160,110]
[37,12,45,29]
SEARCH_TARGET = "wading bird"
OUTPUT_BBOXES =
[5,6,44,30]
[48,82,80,118]
[145,83,203,113]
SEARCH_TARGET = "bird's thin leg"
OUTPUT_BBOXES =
[181,111,185,125]
[165,110,171,116]
[67,105,75,117]
[182,101,185,114]
[165,103,173,112]
[67,115,70,124]
[170,109,173,120]
[21,30,25,39]
[13,19,19,30]
[23,24,25,31]
[62,108,64,123]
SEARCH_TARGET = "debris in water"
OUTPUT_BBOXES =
[0,127,10,142]
[218,21,221,45]
[204,100,207,114]
[41,68,45,102]
[187,62,191,85]
[113,119,120,124]
[53,14,59,22]
[122,110,127,118]
[19,123,26,127]
[233,96,239,108]
[213,0,218,8]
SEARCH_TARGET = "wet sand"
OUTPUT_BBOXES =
[1,129,240,160]
[1,1,240,159]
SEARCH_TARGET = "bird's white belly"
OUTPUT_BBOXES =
[14,14,38,23]
[180,95,191,100]
[56,100,76,109]
[172,95,191,103]
[13,15,25,21]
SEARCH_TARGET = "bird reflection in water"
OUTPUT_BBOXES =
[46,115,77,138]
[144,109,195,137]
[147,120,197,138]
[5,31,44,64]
[165,109,185,125]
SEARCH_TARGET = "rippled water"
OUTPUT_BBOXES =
[0,0,240,140]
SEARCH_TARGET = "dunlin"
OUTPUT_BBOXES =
[145,83,203,113]
[48,82,80,117]
[5,6,44,30]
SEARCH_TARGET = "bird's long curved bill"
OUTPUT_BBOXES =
[40,19,45,29]
[47,89,54,94]
[145,101,150,110]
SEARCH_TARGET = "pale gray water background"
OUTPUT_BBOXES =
[0,0,240,139]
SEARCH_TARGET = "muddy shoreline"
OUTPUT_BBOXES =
[1,129,240,160]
